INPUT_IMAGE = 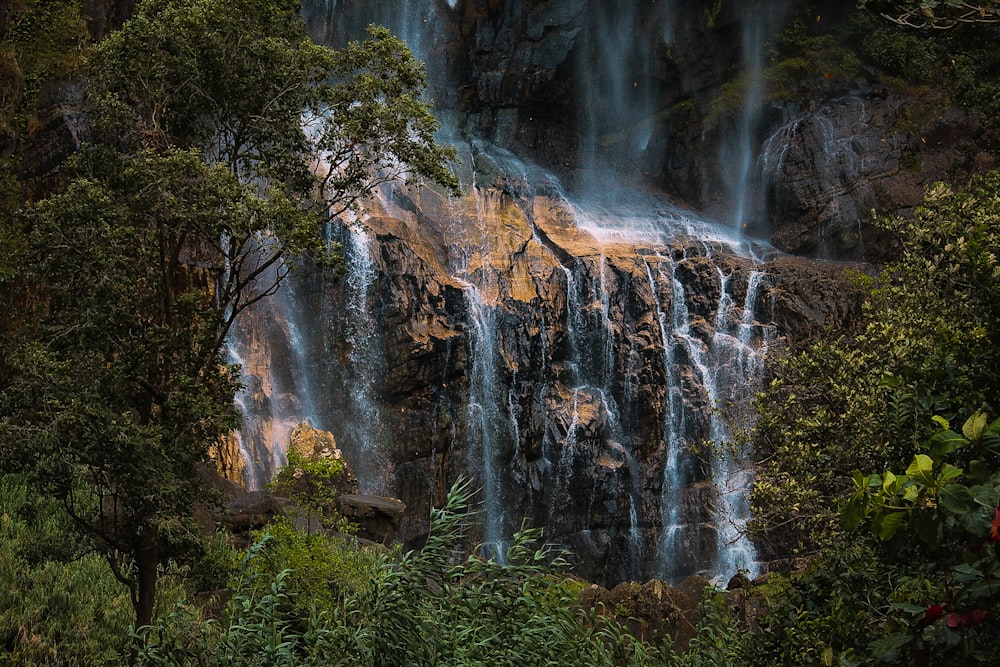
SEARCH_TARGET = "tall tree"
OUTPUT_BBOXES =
[0,0,457,630]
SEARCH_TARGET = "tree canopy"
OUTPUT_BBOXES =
[749,171,1000,662]
[0,0,458,631]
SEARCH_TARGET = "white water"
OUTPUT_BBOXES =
[340,224,391,493]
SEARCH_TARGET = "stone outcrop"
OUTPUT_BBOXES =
[582,575,708,650]
[306,1,995,264]
[288,421,360,497]
[754,91,993,259]
[336,494,407,546]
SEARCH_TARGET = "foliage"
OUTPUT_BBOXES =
[752,171,1000,558]
[738,541,908,666]
[766,4,1000,143]
[0,475,133,666]
[136,537,345,667]
[764,10,864,99]
[0,0,87,145]
[1,0,89,353]
[137,480,688,666]
[267,449,351,529]
[858,1,1000,29]
[843,412,1000,663]
[1,0,459,631]
[747,164,1000,662]
[242,519,382,613]
[86,0,459,207]
[0,147,253,626]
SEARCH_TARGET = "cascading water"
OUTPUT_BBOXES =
[229,0,791,586]
[575,2,679,186]
[227,241,325,490]
[338,224,390,493]
[462,278,516,559]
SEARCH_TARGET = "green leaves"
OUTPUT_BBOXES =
[906,454,936,486]
[136,480,677,666]
[859,0,1000,29]
[844,412,1000,544]
[938,484,975,514]
[963,411,988,442]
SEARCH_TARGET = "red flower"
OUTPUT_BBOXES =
[991,509,1000,541]
[971,608,989,625]
[924,605,945,624]
[947,613,971,628]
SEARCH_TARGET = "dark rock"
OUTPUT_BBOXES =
[223,491,293,547]
[582,577,704,649]
[336,494,406,546]
[752,90,991,261]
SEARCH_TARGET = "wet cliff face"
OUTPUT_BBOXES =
[307,0,994,261]
[229,0,983,586]
[235,170,863,585]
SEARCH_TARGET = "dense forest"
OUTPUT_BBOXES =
[2,0,1000,664]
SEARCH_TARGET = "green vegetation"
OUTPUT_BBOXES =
[761,4,1000,141]
[2,0,1000,664]
[0,0,458,634]
[859,0,1000,30]
[747,172,1000,664]
[268,449,352,530]
[133,480,751,667]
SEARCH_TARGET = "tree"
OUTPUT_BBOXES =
[85,0,458,320]
[859,1,1000,29]
[0,0,458,631]
[751,170,1000,559]
[746,172,1000,663]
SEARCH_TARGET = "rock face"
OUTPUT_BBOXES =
[582,575,708,649]
[305,0,994,262]
[234,175,863,585]
[336,494,407,546]
[752,92,992,259]
[222,0,997,587]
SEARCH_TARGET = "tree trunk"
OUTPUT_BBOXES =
[134,531,159,630]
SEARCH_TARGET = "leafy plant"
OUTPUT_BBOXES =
[1,0,459,632]
[137,480,695,666]
[843,412,1000,662]
[267,449,352,530]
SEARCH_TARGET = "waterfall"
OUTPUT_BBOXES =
[717,2,785,236]
[645,256,688,581]
[463,281,515,559]
[224,0,791,586]
[227,242,323,489]
[706,266,770,581]
[339,223,390,494]
[575,2,679,187]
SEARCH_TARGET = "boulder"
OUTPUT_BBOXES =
[336,494,406,546]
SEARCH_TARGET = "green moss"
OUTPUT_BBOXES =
[705,0,724,29]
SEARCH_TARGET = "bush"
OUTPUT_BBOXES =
[137,480,693,666]
[0,475,133,666]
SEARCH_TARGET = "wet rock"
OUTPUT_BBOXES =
[223,491,293,547]
[288,421,360,497]
[756,91,991,261]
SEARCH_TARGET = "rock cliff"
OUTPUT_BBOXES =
[235,172,864,584]
[234,0,989,585]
